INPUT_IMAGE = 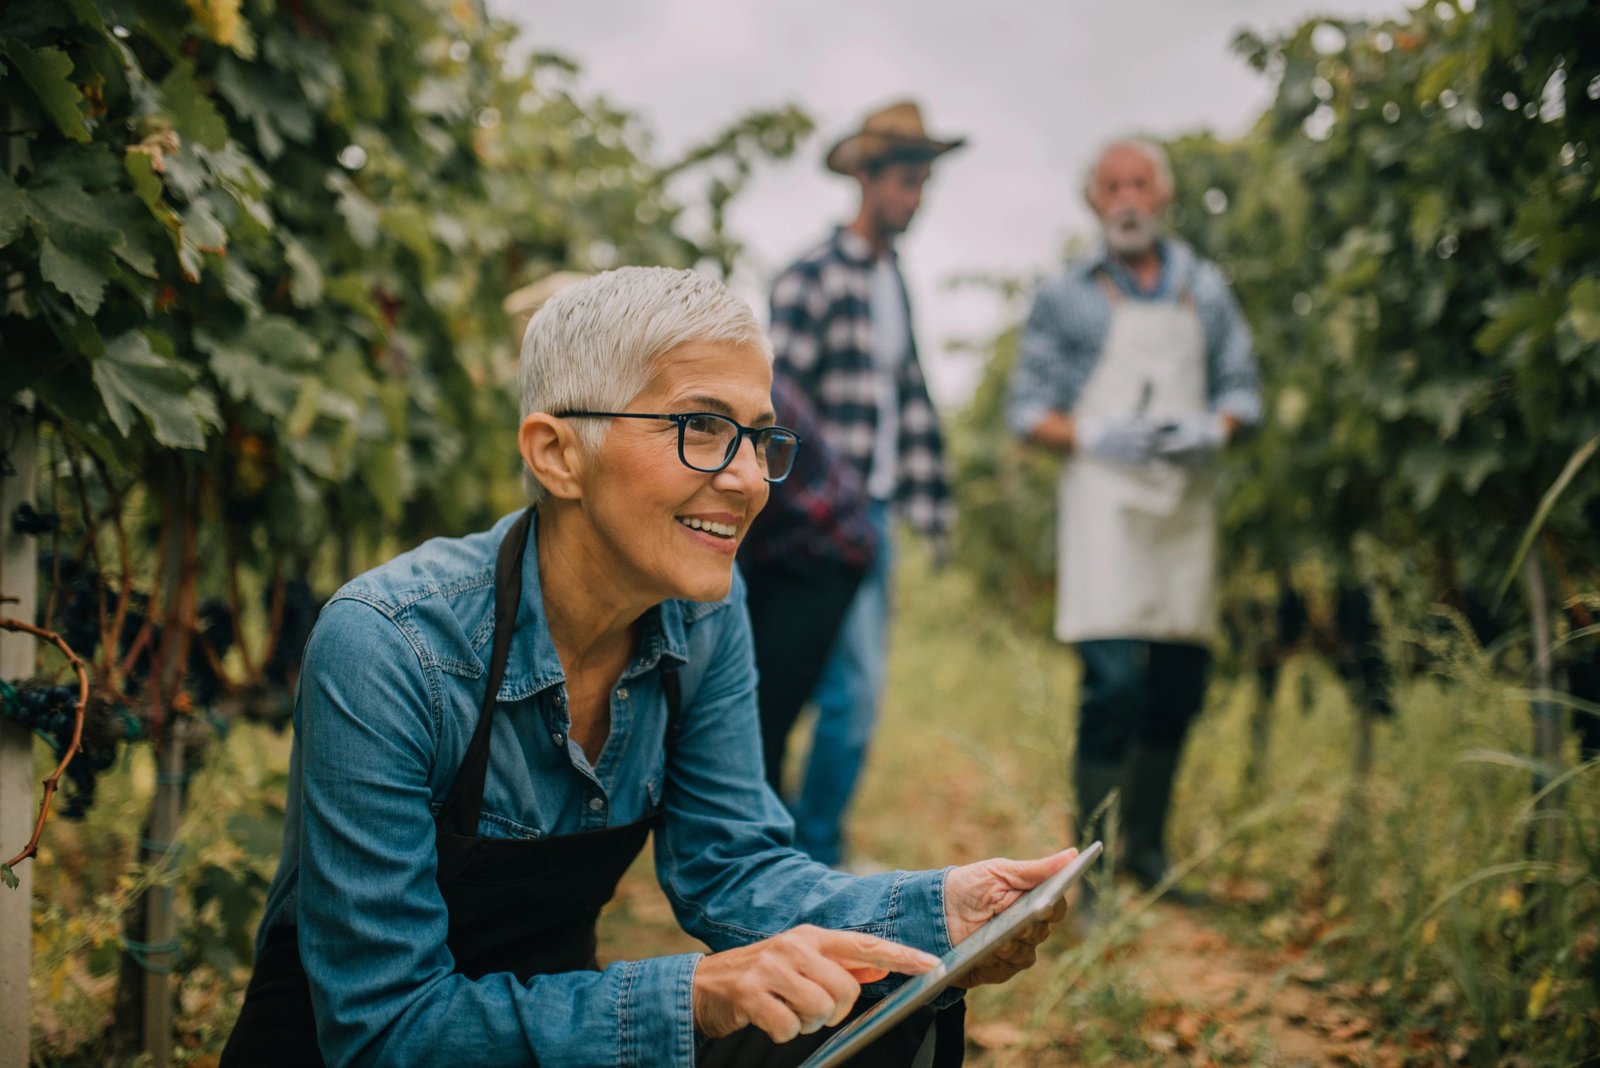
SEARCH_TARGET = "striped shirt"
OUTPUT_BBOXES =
[1006,237,1262,438]
[768,227,954,541]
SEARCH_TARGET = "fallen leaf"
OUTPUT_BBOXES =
[1294,962,1330,986]
[966,1021,1028,1050]
[1147,1030,1179,1054]
[1329,1016,1372,1040]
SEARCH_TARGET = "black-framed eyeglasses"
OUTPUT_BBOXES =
[554,410,803,483]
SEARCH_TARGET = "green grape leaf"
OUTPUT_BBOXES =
[112,226,160,279]
[200,331,301,417]
[183,197,228,254]
[358,442,410,523]
[220,255,260,314]
[215,56,314,154]
[1475,290,1562,363]
[124,148,164,209]
[159,61,229,150]
[2,39,90,142]
[1564,277,1600,345]
[244,316,319,366]
[282,236,324,306]
[62,0,106,31]
[285,375,324,439]
[39,223,116,314]
[332,176,380,249]
[91,330,218,449]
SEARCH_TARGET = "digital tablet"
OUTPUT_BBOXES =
[798,841,1103,1068]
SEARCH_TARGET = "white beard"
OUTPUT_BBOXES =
[1103,210,1160,255]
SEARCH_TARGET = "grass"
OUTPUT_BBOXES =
[21,545,1600,1065]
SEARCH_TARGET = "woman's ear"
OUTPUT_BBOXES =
[518,413,584,500]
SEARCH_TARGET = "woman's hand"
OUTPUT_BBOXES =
[943,849,1078,988]
[692,925,940,1043]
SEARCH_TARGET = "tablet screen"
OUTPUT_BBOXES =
[799,841,1103,1068]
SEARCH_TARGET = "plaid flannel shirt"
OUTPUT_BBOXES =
[739,371,879,572]
[767,227,954,541]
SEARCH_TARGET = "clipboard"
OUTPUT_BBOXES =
[798,841,1104,1068]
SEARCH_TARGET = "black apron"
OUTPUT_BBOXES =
[221,507,961,1066]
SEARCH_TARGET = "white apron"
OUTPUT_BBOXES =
[1054,278,1217,644]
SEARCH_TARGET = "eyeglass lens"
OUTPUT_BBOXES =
[680,415,798,480]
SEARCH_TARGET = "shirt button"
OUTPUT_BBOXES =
[587,797,605,812]
[615,687,629,701]
[551,731,564,746]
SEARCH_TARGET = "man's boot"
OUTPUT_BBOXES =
[1120,746,1203,904]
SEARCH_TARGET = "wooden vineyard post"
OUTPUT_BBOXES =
[0,407,38,1068]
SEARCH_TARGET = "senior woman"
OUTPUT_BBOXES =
[221,267,1074,1067]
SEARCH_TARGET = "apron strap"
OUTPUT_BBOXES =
[662,668,682,750]
[1172,261,1196,309]
[437,506,685,840]
[438,506,535,838]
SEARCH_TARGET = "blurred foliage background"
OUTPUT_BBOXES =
[1,0,1597,1063]
[955,0,1599,615]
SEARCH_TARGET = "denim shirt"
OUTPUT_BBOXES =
[255,510,955,1067]
[1006,237,1263,439]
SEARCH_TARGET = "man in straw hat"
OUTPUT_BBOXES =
[763,100,965,868]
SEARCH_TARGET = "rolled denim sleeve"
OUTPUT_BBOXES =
[654,578,955,964]
[1007,289,1068,439]
[294,599,701,1068]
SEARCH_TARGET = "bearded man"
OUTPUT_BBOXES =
[1005,139,1262,900]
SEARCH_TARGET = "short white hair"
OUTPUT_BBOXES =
[1084,138,1175,202]
[517,266,772,502]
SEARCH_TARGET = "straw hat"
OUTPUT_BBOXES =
[824,100,967,176]
[504,271,589,351]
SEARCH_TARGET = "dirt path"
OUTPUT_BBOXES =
[599,856,1409,1067]
[1118,903,1388,1066]
[968,900,1406,1067]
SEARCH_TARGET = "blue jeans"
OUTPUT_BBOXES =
[792,500,893,865]
[1075,639,1211,764]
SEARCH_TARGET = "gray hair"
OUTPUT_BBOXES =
[517,266,772,502]
[1083,138,1175,202]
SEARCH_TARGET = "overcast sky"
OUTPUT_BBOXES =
[490,0,1398,405]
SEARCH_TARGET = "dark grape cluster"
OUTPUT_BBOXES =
[40,554,105,663]
[2,684,124,819]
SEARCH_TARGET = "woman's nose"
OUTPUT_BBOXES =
[714,434,767,492]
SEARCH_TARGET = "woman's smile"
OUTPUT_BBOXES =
[674,508,747,558]
[675,512,743,545]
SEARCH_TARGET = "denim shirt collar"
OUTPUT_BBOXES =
[496,509,691,703]
[1074,235,1196,297]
